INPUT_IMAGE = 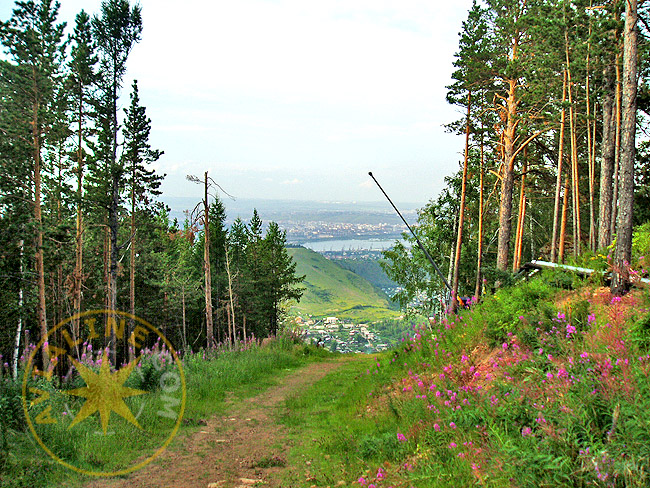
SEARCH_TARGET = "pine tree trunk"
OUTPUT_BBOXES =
[559,176,569,263]
[513,159,527,272]
[12,240,24,379]
[181,287,187,351]
[611,0,637,294]
[451,91,472,311]
[611,57,622,239]
[599,65,616,249]
[586,38,596,253]
[32,102,49,371]
[129,181,136,361]
[566,59,581,259]
[225,244,236,344]
[475,125,485,299]
[204,172,214,348]
[497,76,519,272]
[109,171,120,361]
[72,94,84,358]
[590,102,598,252]
[551,70,568,263]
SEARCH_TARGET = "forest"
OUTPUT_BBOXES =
[383,0,650,316]
[0,0,304,378]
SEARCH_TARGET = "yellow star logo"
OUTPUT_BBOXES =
[65,352,147,433]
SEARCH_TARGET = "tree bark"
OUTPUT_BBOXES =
[72,89,85,359]
[611,56,622,239]
[559,176,570,263]
[497,76,519,272]
[551,70,568,263]
[475,123,485,298]
[513,158,527,272]
[599,65,616,249]
[204,171,214,347]
[585,31,596,253]
[611,0,637,294]
[32,101,49,371]
[451,91,472,311]
[565,42,581,259]
[12,241,24,379]
[129,171,136,361]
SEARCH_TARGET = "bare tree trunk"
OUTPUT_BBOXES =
[590,102,598,252]
[559,176,570,263]
[599,65,616,249]
[513,159,527,272]
[611,56,622,239]
[451,91,472,311]
[224,244,236,344]
[566,47,581,259]
[611,0,637,294]
[32,103,49,371]
[108,172,120,362]
[551,70,568,263]
[72,98,84,359]
[204,171,214,348]
[181,287,187,351]
[496,77,518,271]
[585,29,597,253]
[475,123,485,298]
[129,174,136,361]
[12,240,24,379]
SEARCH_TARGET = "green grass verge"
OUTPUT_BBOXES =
[0,339,331,488]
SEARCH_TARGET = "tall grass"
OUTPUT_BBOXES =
[279,278,650,487]
[0,332,328,487]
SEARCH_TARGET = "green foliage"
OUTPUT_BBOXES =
[633,222,650,258]
[473,277,559,344]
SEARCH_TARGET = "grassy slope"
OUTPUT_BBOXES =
[288,247,398,321]
[276,279,650,487]
[0,339,330,488]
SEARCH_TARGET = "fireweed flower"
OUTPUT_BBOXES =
[521,426,533,437]
[397,433,407,442]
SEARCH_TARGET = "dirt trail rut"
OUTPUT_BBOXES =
[85,359,343,488]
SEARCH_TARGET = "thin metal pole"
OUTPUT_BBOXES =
[368,172,452,293]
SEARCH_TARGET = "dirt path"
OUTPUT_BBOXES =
[85,359,343,488]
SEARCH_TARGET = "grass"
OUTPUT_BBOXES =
[275,277,650,487]
[0,335,329,488]
[288,247,399,321]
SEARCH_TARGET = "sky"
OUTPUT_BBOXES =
[1,0,474,206]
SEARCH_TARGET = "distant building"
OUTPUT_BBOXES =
[325,317,338,324]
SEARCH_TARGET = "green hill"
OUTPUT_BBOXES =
[288,247,399,321]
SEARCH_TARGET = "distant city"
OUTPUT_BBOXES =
[163,196,418,243]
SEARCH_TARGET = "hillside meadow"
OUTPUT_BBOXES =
[287,247,400,322]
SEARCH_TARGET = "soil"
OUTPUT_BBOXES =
[85,359,343,488]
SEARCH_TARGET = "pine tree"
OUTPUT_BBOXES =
[1,0,67,368]
[91,0,142,313]
[122,79,163,340]
[89,0,142,358]
[611,0,638,294]
[261,222,304,335]
[68,9,97,346]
